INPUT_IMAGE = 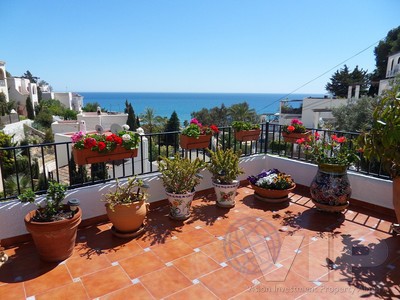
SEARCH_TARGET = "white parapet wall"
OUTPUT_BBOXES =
[0,154,393,240]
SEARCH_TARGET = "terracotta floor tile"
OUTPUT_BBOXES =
[99,283,154,300]
[0,283,25,300]
[35,281,89,300]
[140,266,192,299]
[177,228,216,248]
[150,239,194,262]
[80,265,131,298]
[24,264,72,297]
[200,266,251,299]
[119,251,165,279]
[102,240,144,262]
[200,239,243,263]
[165,283,219,300]
[173,252,221,280]
[66,252,112,278]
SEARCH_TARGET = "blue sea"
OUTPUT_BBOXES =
[79,92,322,123]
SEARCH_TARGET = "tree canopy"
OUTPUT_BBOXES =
[374,26,400,80]
[325,65,369,98]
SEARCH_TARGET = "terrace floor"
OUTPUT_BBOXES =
[1,185,400,300]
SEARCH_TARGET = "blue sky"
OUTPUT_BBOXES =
[1,0,399,93]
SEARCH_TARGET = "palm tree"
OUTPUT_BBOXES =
[140,108,156,133]
[228,102,258,123]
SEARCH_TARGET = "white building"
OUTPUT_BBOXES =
[0,61,9,101]
[42,91,83,112]
[7,76,39,115]
[378,51,400,95]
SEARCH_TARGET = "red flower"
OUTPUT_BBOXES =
[337,136,346,143]
[314,132,320,140]
[98,141,106,151]
[114,136,123,145]
[296,138,305,144]
[210,124,219,133]
[287,125,295,132]
[84,138,97,149]
[106,135,114,142]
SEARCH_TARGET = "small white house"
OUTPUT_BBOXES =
[378,51,400,95]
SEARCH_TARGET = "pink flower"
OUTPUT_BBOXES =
[71,131,84,143]
[314,132,320,140]
[291,119,303,126]
[190,118,200,125]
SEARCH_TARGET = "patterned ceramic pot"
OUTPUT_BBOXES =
[166,191,195,220]
[212,180,240,208]
[310,164,351,212]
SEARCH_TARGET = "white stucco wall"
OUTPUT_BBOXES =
[0,154,393,240]
[301,97,348,128]
[77,113,128,131]
[2,119,34,143]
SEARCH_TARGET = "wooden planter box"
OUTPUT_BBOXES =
[72,146,138,165]
[179,134,211,150]
[234,129,261,142]
[282,131,310,143]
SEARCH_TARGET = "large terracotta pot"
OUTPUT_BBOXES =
[212,181,240,208]
[179,135,211,150]
[251,184,296,203]
[72,147,138,165]
[166,191,195,220]
[234,129,261,142]
[282,131,310,143]
[106,200,148,238]
[310,164,351,212]
[24,206,81,262]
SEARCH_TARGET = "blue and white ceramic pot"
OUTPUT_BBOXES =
[310,164,351,212]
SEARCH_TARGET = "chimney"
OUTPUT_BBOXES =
[347,86,353,99]
[354,85,360,99]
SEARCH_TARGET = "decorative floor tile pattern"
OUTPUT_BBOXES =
[1,185,399,299]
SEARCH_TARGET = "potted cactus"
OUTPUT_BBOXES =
[158,153,206,220]
[206,148,244,208]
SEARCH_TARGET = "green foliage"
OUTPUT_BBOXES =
[358,76,400,177]
[82,102,105,112]
[103,177,148,211]
[63,109,77,120]
[43,128,54,144]
[26,96,35,120]
[191,104,229,127]
[269,141,290,153]
[18,181,69,222]
[181,123,201,138]
[0,132,15,174]
[69,155,89,185]
[164,111,180,145]
[149,143,176,162]
[206,148,243,184]
[4,173,31,196]
[158,153,206,194]
[22,70,38,83]
[91,163,108,181]
[231,121,260,132]
[0,92,7,116]
[374,26,400,80]
[126,103,138,131]
[331,96,379,132]
[34,107,53,128]
[325,65,370,98]
[228,102,258,123]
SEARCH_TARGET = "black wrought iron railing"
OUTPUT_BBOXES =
[0,123,389,201]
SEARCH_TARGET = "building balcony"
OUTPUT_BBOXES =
[0,125,398,298]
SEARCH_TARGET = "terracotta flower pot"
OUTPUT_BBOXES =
[106,200,148,238]
[234,129,261,142]
[72,146,138,165]
[282,131,310,143]
[179,135,211,150]
[212,181,240,208]
[251,184,295,203]
[24,206,82,262]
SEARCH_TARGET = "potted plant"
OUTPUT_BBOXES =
[180,118,219,149]
[71,129,140,165]
[18,182,82,262]
[297,132,359,212]
[102,176,149,238]
[358,78,400,232]
[281,119,310,143]
[158,153,206,220]
[206,148,244,208]
[247,169,296,203]
[231,121,261,142]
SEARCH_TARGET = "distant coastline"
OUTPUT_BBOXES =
[79,92,322,123]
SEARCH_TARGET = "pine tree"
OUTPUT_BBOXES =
[26,96,35,120]
[124,99,129,113]
[164,111,180,145]
[127,103,138,131]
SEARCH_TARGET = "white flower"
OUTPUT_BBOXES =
[122,124,130,130]
[122,134,131,141]
[256,174,277,187]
